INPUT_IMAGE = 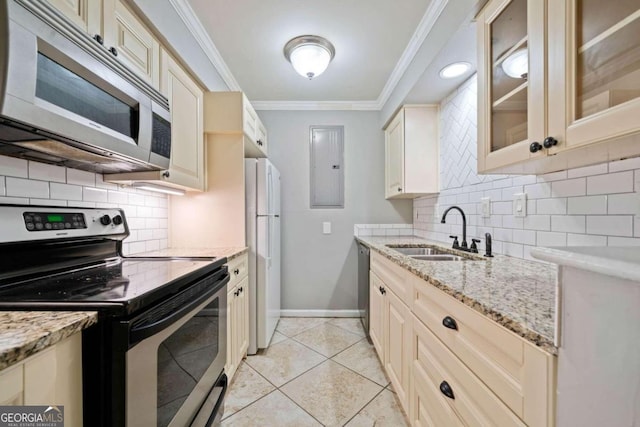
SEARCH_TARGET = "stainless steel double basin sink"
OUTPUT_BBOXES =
[386,245,466,261]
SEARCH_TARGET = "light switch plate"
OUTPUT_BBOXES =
[323,221,331,234]
[480,197,491,218]
[513,193,527,217]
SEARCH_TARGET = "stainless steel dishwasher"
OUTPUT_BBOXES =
[357,242,371,340]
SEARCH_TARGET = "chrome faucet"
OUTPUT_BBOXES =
[441,206,469,250]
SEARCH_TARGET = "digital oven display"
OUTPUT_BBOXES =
[23,212,87,232]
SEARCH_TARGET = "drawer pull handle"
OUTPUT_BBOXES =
[239,287,243,293]
[439,381,455,400]
[234,269,240,275]
[442,316,458,330]
[379,286,386,295]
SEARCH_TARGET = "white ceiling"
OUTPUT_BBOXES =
[183,0,481,107]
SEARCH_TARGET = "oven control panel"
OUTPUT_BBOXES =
[23,212,87,231]
[0,205,129,243]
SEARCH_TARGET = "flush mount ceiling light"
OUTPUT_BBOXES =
[284,35,335,80]
[502,48,528,79]
[439,62,471,79]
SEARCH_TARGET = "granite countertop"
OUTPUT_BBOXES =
[0,311,98,371]
[357,236,558,355]
[138,247,248,261]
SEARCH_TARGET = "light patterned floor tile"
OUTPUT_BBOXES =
[281,360,383,427]
[222,363,275,419]
[276,317,329,337]
[344,389,409,427]
[293,323,363,357]
[327,318,367,337]
[332,339,389,386]
[269,331,288,345]
[222,390,322,427]
[245,339,325,387]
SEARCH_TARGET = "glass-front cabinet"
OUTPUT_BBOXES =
[478,0,640,174]
[477,0,547,172]
[548,0,640,153]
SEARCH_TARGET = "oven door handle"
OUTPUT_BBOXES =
[129,271,229,345]
[190,373,228,427]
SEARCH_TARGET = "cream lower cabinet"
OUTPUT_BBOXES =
[369,251,556,426]
[0,333,83,426]
[225,254,249,381]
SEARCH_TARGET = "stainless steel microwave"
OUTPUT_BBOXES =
[0,0,171,173]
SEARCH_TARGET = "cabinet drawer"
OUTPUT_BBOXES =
[371,251,411,306]
[412,314,526,427]
[227,253,248,288]
[411,275,555,426]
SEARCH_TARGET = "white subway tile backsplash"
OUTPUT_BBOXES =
[524,182,552,199]
[83,187,108,202]
[50,183,82,201]
[28,162,66,183]
[607,193,640,215]
[30,199,68,207]
[502,242,524,258]
[587,216,633,236]
[513,229,536,245]
[552,178,586,197]
[538,170,567,182]
[0,176,4,196]
[537,198,567,215]
[524,215,551,231]
[66,169,96,187]
[536,231,567,247]
[587,171,633,195]
[567,163,608,178]
[607,236,640,246]
[567,233,607,246]
[551,215,586,233]
[6,177,49,198]
[0,196,29,204]
[108,190,128,205]
[567,195,607,215]
[68,201,96,208]
[608,157,640,173]
[0,156,28,178]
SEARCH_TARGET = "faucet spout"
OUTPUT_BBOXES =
[441,206,467,248]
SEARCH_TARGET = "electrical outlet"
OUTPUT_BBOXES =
[513,193,527,218]
[481,197,491,218]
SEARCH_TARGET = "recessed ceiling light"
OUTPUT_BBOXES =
[439,62,471,79]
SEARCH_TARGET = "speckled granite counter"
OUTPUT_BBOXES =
[0,311,97,371]
[357,236,558,355]
[138,247,248,261]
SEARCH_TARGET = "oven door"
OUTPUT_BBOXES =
[124,271,228,427]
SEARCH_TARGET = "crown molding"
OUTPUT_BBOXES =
[168,0,241,91]
[169,0,448,111]
[252,100,381,111]
[374,0,449,108]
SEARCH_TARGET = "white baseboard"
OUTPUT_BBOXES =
[280,309,360,318]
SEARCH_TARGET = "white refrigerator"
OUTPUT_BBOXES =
[245,158,281,354]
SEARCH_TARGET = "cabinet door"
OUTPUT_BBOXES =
[384,287,411,414]
[477,0,547,172]
[46,0,102,35]
[242,96,258,140]
[256,120,268,156]
[103,0,160,88]
[226,286,237,380]
[236,276,249,359]
[0,365,24,405]
[369,272,385,362]
[385,110,404,198]
[548,0,640,152]
[161,50,205,191]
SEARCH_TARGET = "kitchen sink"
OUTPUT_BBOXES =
[385,245,450,256]
[410,254,465,261]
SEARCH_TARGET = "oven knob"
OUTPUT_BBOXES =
[100,215,112,226]
[112,215,123,225]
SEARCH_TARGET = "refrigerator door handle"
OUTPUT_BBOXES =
[267,216,272,268]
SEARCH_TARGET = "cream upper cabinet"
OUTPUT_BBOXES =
[384,105,439,199]
[478,0,640,174]
[102,0,160,88]
[46,0,102,35]
[204,92,268,158]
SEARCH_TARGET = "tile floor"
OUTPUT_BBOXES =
[221,317,409,427]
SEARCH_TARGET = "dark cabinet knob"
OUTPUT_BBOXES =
[439,381,455,400]
[93,34,104,45]
[442,316,458,330]
[162,171,170,178]
[234,269,240,275]
[529,142,542,153]
[256,140,263,146]
[239,286,243,293]
[397,187,402,192]
[543,136,558,149]
[234,290,239,297]
[109,46,118,56]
